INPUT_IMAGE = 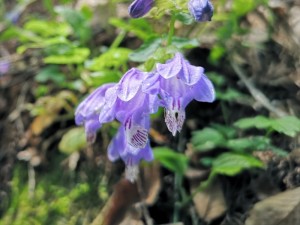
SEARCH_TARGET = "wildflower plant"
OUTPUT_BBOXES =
[74,0,216,181]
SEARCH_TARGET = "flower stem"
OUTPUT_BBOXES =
[167,13,176,46]
[110,30,126,49]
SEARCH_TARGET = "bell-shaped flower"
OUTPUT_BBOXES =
[188,0,214,22]
[128,0,154,18]
[75,83,116,143]
[108,126,154,182]
[99,68,159,150]
[155,53,215,136]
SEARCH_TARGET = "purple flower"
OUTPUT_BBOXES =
[128,0,154,18]
[108,126,154,182]
[75,83,116,143]
[188,0,214,22]
[0,60,10,76]
[99,68,159,149]
[153,53,215,135]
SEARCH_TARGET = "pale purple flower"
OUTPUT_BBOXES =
[188,0,214,22]
[0,60,10,76]
[153,53,215,135]
[108,126,154,182]
[128,0,154,18]
[99,68,159,150]
[75,83,116,143]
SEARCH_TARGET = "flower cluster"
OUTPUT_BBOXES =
[75,53,215,182]
[128,0,214,22]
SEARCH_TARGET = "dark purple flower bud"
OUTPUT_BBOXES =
[128,0,154,18]
[188,0,214,22]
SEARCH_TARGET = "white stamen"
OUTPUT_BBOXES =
[125,165,139,183]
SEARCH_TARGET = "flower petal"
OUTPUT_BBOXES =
[156,54,183,79]
[117,68,145,101]
[75,83,116,124]
[164,107,186,136]
[125,124,149,149]
[107,127,126,162]
[192,74,215,102]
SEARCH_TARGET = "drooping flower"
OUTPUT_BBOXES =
[154,53,215,135]
[128,0,154,18]
[99,68,160,149]
[108,126,154,182]
[75,83,116,143]
[188,0,214,22]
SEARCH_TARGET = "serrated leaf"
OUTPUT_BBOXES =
[234,116,272,130]
[109,18,154,41]
[44,47,90,64]
[87,48,131,71]
[226,136,270,152]
[35,65,66,84]
[234,116,300,137]
[55,6,91,43]
[24,20,71,37]
[272,116,300,137]
[216,88,244,101]
[191,128,226,152]
[58,127,87,154]
[171,37,199,49]
[153,147,188,174]
[81,70,121,87]
[212,152,264,176]
[129,38,161,63]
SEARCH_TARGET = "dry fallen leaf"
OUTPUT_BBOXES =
[91,179,140,225]
[190,178,227,223]
[30,114,56,136]
[245,187,300,225]
[91,163,160,225]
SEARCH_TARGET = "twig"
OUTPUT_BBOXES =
[28,164,36,199]
[231,62,287,117]
[136,176,153,225]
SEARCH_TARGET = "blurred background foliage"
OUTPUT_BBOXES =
[0,0,300,224]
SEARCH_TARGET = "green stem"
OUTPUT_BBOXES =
[110,30,127,49]
[167,14,176,46]
[173,173,182,223]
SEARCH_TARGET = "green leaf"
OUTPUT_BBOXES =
[55,6,91,43]
[211,124,237,139]
[272,116,300,137]
[234,116,300,137]
[212,152,264,176]
[35,66,66,84]
[191,128,226,152]
[44,47,90,64]
[109,18,155,41]
[81,70,121,87]
[129,38,161,63]
[171,37,199,49]
[226,136,270,152]
[87,48,131,71]
[234,116,272,130]
[58,127,87,154]
[209,44,226,64]
[216,88,244,101]
[153,147,188,174]
[24,20,71,37]
[175,12,193,25]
